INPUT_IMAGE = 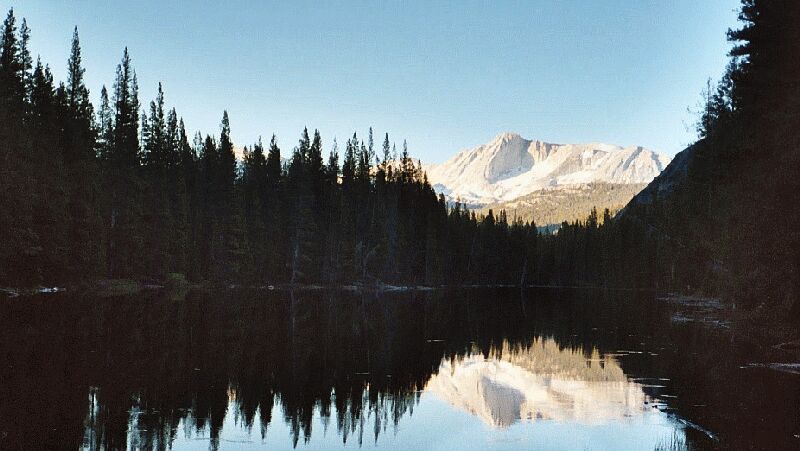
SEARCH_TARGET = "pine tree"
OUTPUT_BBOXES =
[286,128,318,283]
[382,133,390,170]
[0,9,25,110]
[209,112,250,281]
[0,8,35,283]
[308,129,325,197]
[218,111,237,207]
[379,135,400,282]
[96,86,113,160]
[342,133,357,190]
[263,134,285,281]
[28,58,69,282]
[242,138,268,279]
[177,118,200,278]
[338,134,359,279]
[18,18,31,100]
[141,82,172,276]
[322,139,342,282]
[60,26,103,280]
[198,134,217,277]
[108,47,142,277]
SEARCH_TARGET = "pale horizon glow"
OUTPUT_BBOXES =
[9,0,740,162]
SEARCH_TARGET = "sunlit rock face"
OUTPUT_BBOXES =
[425,132,671,205]
[425,339,649,428]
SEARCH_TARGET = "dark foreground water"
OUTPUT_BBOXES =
[0,288,798,450]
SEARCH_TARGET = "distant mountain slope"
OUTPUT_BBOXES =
[624,143,694,209]
[426,132,671,205]
[482,182,646,227]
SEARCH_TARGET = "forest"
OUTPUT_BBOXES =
[612,0,800,317]
[1,0,799,321]
[0,7,542,288]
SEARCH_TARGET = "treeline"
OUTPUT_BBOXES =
[4,0,797,303]
[547,0,800,314]
[0,9,548,287]
[617,0,800,315]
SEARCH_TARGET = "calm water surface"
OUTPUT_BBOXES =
[0,288,798,450]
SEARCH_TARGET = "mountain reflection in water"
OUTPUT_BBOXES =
[426,339,650,427]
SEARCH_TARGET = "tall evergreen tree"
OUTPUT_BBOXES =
[108,47,141,276]
[263,134,285,280]
[286,129,318,283]
[0,8,33,282]
[18,18,31,99]
[141,82,172,276]
[61,27,103,279]
[242,138,268,279]
[27,58,69,282]
[208,112,249,280]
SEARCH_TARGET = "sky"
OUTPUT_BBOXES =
[7,0,741,161]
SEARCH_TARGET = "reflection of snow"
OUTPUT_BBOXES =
[425,339,650,428]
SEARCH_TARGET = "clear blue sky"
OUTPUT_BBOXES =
[8,0,740,161]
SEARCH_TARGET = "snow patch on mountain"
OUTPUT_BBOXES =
[426,132,671,204]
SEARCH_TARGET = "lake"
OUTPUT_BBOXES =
[0,288,798,450]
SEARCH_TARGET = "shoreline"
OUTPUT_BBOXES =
[3,280,796,353]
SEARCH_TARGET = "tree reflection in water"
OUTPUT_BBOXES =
[0,288,798,450]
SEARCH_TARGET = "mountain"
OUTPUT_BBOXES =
[426,133,671,206]
[625,143,694,209]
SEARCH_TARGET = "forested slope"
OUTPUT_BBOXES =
[618,0,800,317]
